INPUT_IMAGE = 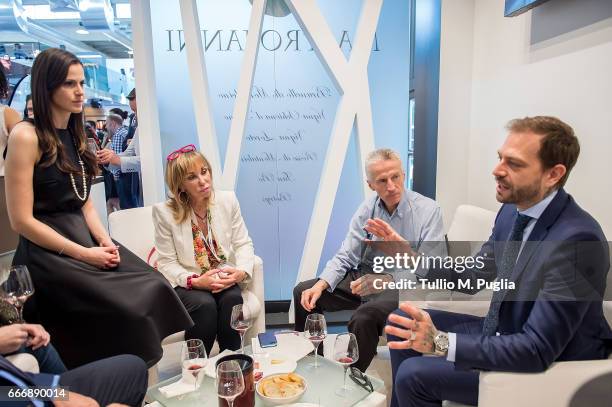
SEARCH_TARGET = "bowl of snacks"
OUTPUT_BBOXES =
[256,372,307,405]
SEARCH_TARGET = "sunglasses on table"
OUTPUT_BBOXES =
[349,366,374,392]
[166,144,196,161]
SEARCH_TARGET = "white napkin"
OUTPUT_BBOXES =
[158,377,197,398]
[251,332,314,361]
[203,349,236,378]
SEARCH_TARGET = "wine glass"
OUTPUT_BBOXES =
[304,313,327,368]
[181,339,207,390]
[230,304,253,354]
[216,360,245,407]
[0,265,35,323]
[333,333,360,397]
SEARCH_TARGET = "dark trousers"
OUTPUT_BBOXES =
[387,308,483,407]
[22,344,67,374]
[60,354,147,406]
[117,172,141,209]
[175,285,243,355]
[293,278,398,371]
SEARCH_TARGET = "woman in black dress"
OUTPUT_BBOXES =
[4,48,192,369]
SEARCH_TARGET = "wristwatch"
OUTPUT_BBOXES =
[433,331,449,356]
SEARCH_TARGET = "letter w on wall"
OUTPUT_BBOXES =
[178,0,382,317]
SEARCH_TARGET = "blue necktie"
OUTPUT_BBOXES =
[482,213,532,336]
[0,371,45,407]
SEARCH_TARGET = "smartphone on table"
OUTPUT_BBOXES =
[258,331,278,348]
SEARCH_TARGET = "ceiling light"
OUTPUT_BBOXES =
[76,28,89,35]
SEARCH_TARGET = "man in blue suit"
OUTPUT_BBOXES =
[366,116,612,406]
[0,353,147,406]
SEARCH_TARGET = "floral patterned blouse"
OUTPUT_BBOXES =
[191,211,226,273]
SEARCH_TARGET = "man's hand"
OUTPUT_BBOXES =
[350,274,393,296]
[385,302,438,355]
[300,280,328,312]
[22,324,50,350]
[0,324,28,354]
[96,149,121,166]
[364,218,415,256]
[53,391,99,407]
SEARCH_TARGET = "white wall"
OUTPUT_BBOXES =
[436,0,476,230]
[437,0,612,237]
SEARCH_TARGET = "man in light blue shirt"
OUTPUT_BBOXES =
[293,148,445,371]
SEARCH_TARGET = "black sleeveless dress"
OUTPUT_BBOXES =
[12,128,193,369]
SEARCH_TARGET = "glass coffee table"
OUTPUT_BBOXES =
[147,348,385,406]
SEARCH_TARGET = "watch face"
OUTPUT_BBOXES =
[435,333,449,351]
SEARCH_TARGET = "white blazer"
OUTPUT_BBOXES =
[152,190,255,288]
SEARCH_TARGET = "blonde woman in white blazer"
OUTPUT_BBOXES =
[153,145,254,354]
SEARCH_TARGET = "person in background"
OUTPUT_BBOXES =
[125,88,137,144]
[153,146,258,355]
[5,47,192,369]
[23,94,33,119]
[97,89,142,208]
[124,88,141,206]
[0,66,21,173]
[104,108,129,210]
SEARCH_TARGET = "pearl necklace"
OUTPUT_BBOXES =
[69,136,88,201]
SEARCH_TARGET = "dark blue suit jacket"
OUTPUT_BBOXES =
[439,189,612,372]
[0,355,57,406]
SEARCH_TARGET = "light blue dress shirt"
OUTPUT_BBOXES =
[318,189,445,291]
[447,190,558,362]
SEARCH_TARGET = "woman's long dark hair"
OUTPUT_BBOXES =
[31,48,97,176]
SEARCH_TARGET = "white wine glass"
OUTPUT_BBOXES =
[304,313,327,368]
[216,360,245,407]
[0,265,35,323]
[230,304,253,354]
[334,333,359,397]
[181,339,207,390]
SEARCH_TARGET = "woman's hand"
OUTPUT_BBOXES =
[190,269,224,292]
[79,246,121,269]
[99,238,120,265]
[210,268,245,293]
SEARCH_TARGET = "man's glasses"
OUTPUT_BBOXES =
[167,144,196,161]
[349,367,374,392]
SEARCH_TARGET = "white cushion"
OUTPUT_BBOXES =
[6,353,39,373]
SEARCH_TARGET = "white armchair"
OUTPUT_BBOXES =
[429,204,612,407]
[108,206,266,384]
[6,353,39,373]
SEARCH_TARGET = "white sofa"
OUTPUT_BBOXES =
[427,205,612,407]
[108,205,266,383]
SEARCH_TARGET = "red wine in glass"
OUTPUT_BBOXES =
[337,356,354,366]
[308,334,326,346]
[232,321,250,334]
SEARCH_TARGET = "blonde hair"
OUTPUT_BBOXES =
[165,150,214,223]
[365,148,402,180]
